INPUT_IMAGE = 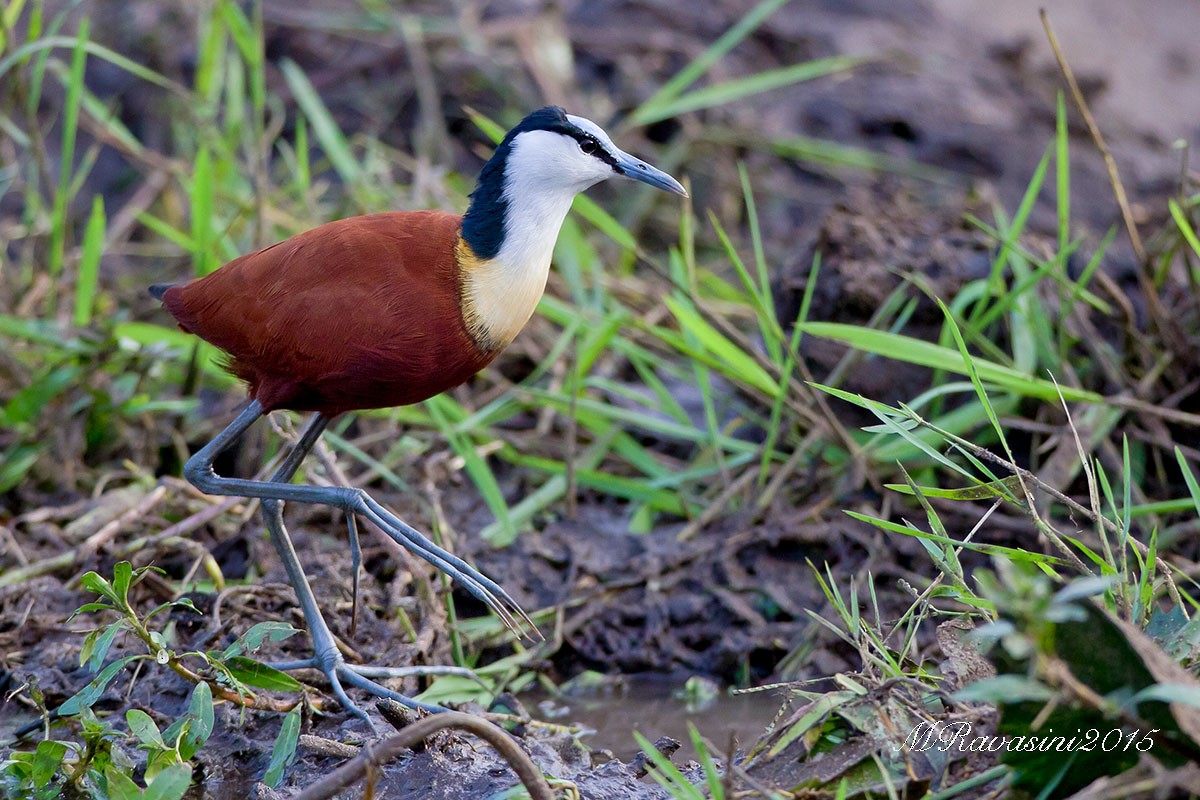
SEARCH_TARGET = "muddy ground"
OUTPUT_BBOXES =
[3,0,1199,797]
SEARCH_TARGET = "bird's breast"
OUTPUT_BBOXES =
[456,237,551,353]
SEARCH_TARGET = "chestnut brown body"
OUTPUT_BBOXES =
[161,211,495,416]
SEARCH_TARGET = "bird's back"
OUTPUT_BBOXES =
[159,211,497,415]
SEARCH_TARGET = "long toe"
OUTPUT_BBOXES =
[336,666,449,715]
[356,495,541,639]
[324,667,377,734]
[271,655,471,722]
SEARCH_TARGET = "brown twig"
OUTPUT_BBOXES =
[1039,9,1143,264]
[1040,9,1184,356]
[290,711,553,800]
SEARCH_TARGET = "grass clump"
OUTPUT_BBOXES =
[2,0,1199,798]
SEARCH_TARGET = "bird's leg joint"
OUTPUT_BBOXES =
[311,637,342,672]
[182,452,218,494]
[336,486,367,513]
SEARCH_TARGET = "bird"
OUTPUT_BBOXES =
[151,106,686,727]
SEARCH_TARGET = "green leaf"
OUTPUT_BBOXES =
[632,731,705,800]
[127,709,166,749]
[73,194,106,327]
[59,656,138,715]
[0,443,41,493]
[634,55,865,126]
[104,766,143,800]
[280,58,360,185]
[631,0,789,123]
[799,322,1103,403]
[660,296,778,396]
[67,601,115,621]
[1132,683,1200,709]
[952,675,1054,704]
[3,365,79,428]
[87,619,128,672]
[221,621,300,659]
[185,681,214,754]
[222,656,303,692]
[884,475,1024,501]
[111,561,133,603]
[78,570,120,604]
[144,763,193,800]
[190,146,215,276]
[31,740,68,789]
[262,705,302,788]
[1176,446,1200,519]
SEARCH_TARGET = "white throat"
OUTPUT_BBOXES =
[462,129,609,350]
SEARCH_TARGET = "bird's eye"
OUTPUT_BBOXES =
[579,138,597,155]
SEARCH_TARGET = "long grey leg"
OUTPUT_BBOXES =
[188,402,511,726]
[184,401,537,638]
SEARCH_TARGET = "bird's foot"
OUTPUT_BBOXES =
[339,489,542,642]
[272,652,483,732]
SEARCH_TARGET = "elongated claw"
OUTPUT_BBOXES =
[347,513,361,637]
[352,499,538,640]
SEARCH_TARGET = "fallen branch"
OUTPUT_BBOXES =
[291,711,553,800]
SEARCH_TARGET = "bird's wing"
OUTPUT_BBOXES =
[161,210,473,410]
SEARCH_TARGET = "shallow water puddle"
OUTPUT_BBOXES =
[527,674,787,762]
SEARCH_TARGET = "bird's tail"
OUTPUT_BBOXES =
[148,283,178,301]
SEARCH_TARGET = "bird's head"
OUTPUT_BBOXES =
[498,106,687,197]
[462,106,685,260]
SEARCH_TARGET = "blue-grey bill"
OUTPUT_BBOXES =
[615,152,688,197]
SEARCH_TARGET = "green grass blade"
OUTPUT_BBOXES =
[190,146,215,275]
[47,19,89,287]
[634,55,865,125]
[280,58,361,185]
[631,0,789,125]
[0,36,184,95]
[659,296,779,397]
[1176,447,1200,519]
[425,395,513,545]
[72,195,105,327]
[798,321,1103,403]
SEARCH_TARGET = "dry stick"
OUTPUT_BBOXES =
[71,485,168,572]
[1039,11,1143,264]
[0,494,242,589]
[677,462,758,541]
[1041,10,1179,348]
[290,711,553,800]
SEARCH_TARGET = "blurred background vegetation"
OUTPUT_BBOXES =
[2,0,1200,797]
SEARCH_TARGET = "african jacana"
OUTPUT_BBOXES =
[152,106,686,726]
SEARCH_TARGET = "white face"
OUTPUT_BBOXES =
[503,117,618,196]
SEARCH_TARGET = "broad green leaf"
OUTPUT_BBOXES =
[221,621,300,659]
[111,561,133,603]
[953,675,1054,704]
[104,767,143,800]
[58,656,138,715]
[78,570,119,604]
[31,740,68,789]
[262,705,302,787]
[127,708,166,749]
[222,656,303,692]
[87,619,128,672]
[144,763,193,800]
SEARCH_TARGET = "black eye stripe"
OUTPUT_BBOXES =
[579,137,598,154]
